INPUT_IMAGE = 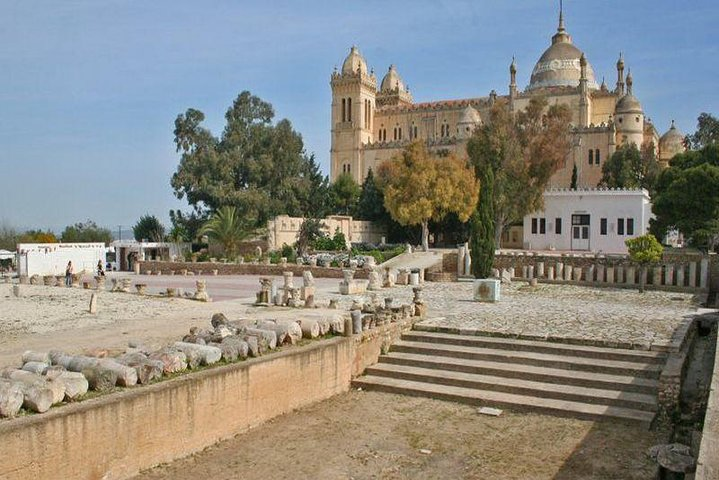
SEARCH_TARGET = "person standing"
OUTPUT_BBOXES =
[97,260,105,277]
[65,261,73,287]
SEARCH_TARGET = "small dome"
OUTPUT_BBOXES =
[342,46,367,75]
[380,65,405,92]
[458,105,481,125]
[616,93,642,114]
[659,121,686,159]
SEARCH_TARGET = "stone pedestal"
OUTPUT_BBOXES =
[339,280,367,295]
[606,267,615,284]
[556,262,564,280]
[397,269,409,285]
[700,259,709,289]
[301,286,315,300]
[596,265,605,283]
[626,266,636,285]
[368,269,382,290]
[256,278,272,305]
[563,265,573,281]
[133,263,140,275]
[688,262,697,287]
[616,266,624,284]
[193,280,211,302]
[507,267,515,279]
[536,262,545,278]
[473,279,500,303]
[383,268,395,288]
[522,266,528,279]
[676,265,685,287]
[527,265,535,279]
[664,264,674,287]
[409,272,420,286]
[546,266,555,281]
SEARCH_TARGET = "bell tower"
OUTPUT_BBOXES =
[330,46,377,183]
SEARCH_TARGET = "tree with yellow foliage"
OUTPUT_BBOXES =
[378,141,480,251]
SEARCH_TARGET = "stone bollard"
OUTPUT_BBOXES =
[547,265,555,281]
[564,264,573,281]
[529,278,538,287]
[606,267,615,284]
[522,266,529,279]
[676,265,685,287]
[556,262,564,280]
[616,266,624,284]
[626,266,636,285]
[700,259,709,289]
[664,264,674,286]
[572,267,582,282]
[351,310,362,334]
[133,263,140,275]
[409,271,420,286]
[596,265,605,283]
[193,280,211,302]
[89,293,97,314]
[536,262,545,278]
[12,285,20,297]
[527,265,535,279]
[688,262,697,288]
[652,266,663,287]
[585,265,595,283]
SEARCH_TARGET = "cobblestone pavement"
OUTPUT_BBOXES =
[321,281,699,348]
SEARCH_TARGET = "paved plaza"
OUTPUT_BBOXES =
[325,281,699,349]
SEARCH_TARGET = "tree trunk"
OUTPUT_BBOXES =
[421,220,429,252]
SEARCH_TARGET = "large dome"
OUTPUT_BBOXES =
[527,14,598,91]
[342,46,367,75]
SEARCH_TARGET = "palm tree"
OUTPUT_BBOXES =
[200,206,257,259]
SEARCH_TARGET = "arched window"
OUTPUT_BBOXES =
[347,98,352,122]
[393,128,397,141]
[588,150,594,165]
[398,127,402,140]
[341,99,346,122]
[595,149,600,164]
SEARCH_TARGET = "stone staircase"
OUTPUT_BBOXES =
[352,330,667,426]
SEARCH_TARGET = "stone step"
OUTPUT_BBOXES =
[402,331,667,364]
[365,363,657,412]
[380,352,659,394]
[391,341,662,379]
[352,375,655,426]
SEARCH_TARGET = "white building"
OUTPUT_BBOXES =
[523,188,652,254]
[16,243,106,277]
[110,240,186,271]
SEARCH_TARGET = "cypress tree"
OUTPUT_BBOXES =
[570,163,578,189]
[470,166,495,278]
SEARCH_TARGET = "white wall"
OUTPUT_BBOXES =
[17,243,106,276]
[523,189,651,254]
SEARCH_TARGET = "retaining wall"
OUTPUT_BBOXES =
[696,316,719,479]
[0,318,413,480]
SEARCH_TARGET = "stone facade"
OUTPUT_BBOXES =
[330,6,684,187]
[267,214,384,251]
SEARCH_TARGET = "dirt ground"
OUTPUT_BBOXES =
[134,390,664,480]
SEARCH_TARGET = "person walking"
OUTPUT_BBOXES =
[97,260,105,277]
[65,261,73,287]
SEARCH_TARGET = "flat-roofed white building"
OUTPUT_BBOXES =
[523,188,652,254]
[16,243,106,277]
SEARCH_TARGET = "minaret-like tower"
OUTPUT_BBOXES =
[330,46,377,183]
[614,69,645,147]
[615,52,625,95]
[578,53,590,127]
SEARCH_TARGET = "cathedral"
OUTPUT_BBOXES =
[330,6,686,188]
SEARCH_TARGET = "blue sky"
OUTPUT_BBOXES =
[0,0,717,232]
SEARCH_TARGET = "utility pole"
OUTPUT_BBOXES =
[118,225,122,241]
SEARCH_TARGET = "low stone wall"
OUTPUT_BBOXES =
[696,317,719,479]
[137,260,370,279]
[0,319,413,480]
[657,317,698,426]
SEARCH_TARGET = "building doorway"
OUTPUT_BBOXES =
[571,214,590,250]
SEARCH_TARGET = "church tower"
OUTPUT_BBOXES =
[614,70,644,147]
[330,46,377,183]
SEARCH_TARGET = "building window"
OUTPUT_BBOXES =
[555,218,562,234]
[617,218,625,235]
[413,125,418,139]
[539,218,546,234]
[595,149,600,164]
[398,127,402,140]
[600,218,607,235]
[531,218,538,234]
[588,150,594,165]
[627,218,634,235]
[341,99,346,122]
[347,98,352,122]
[393,128,397,141]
